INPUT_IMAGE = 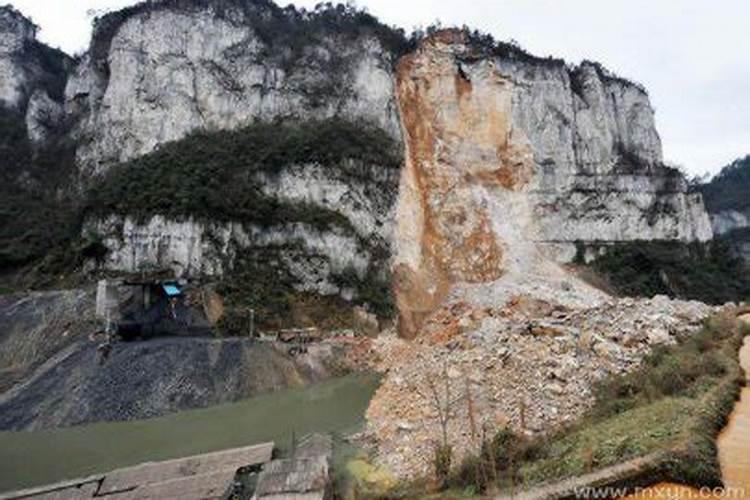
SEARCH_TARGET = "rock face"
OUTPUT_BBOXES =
[87,155,399,302]
[90,215,379,298]
[392,30,713,336]
[62,1,405,312]
[0,5,38,109]
[0,5,69,138]
[3,3,717,322]
[67,1,402,175]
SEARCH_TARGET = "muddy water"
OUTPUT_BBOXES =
[626,324,750,500]
[0,372,380,493]
[717,334,750,492]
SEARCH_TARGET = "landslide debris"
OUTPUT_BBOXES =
[365,294,714,478]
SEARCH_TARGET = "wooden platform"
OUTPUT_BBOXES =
[254,434,332,500]
[0,442,274,500]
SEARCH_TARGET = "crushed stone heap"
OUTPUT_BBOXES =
[366,293,715,478]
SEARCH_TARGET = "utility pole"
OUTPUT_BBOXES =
[249,308,255,338]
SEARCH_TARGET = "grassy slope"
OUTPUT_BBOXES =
[512,312,745,492]
[518,398,694,485]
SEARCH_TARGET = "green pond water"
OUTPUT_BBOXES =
[0,372,380,493]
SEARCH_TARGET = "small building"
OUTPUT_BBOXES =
[95,278,211,340]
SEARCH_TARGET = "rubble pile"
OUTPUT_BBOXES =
[365,295,715,478]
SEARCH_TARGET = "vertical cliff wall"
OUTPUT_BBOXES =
[66,1,403,176]
[393,30,537,338]
[393,30,713,337]
[2,3,717,327]
[0,6,70,142]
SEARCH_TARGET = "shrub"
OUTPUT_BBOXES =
[85,118,401,229]
[454,453,490,493]
[486,427,521,471]
[588,240,750,305]
[0,106,80,282]
[433,444,453,486]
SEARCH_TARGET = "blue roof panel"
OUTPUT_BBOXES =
[162,284,182,297]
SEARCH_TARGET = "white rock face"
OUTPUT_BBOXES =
[391,31,714,336]
[89,214,375,297]
[498,58,713,256]
[256,163,396,243]
[69,13,714,302]
[0,6,37,109]
[68,5,401,175]
[86,157,399,299]
[0,5,69,148]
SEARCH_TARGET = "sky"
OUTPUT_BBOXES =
[11,0,749,176]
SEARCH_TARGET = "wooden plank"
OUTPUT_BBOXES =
[103,470,236,500]
[97,442,273,495]
[0,480,99,500]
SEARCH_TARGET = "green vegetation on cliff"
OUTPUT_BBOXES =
[0,106,83,277]
[84,118,401,325]
[583,240,750,305]
[699,155,750,214]
[217,242,393,332]
[85,118,400,231]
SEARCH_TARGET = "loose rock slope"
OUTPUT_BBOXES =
[366,293,714,478]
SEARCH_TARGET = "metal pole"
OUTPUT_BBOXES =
[250,309,255,338]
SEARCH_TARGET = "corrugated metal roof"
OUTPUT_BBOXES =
[162,284,182,297]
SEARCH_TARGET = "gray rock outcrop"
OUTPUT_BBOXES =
[67,1,402,175]
[0,5,70,137]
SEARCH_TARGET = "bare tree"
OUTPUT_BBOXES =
[416,362,463,484]
[417,362,463,448]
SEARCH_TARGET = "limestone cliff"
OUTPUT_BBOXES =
[392,31,712,336]
[0,5,70,141]
[66,0,403,176]
[1,2,718,326]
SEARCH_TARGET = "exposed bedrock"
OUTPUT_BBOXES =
[392,30,712,337]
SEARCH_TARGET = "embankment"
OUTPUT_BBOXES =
[0,288,356,431]
[0,337,343,431]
